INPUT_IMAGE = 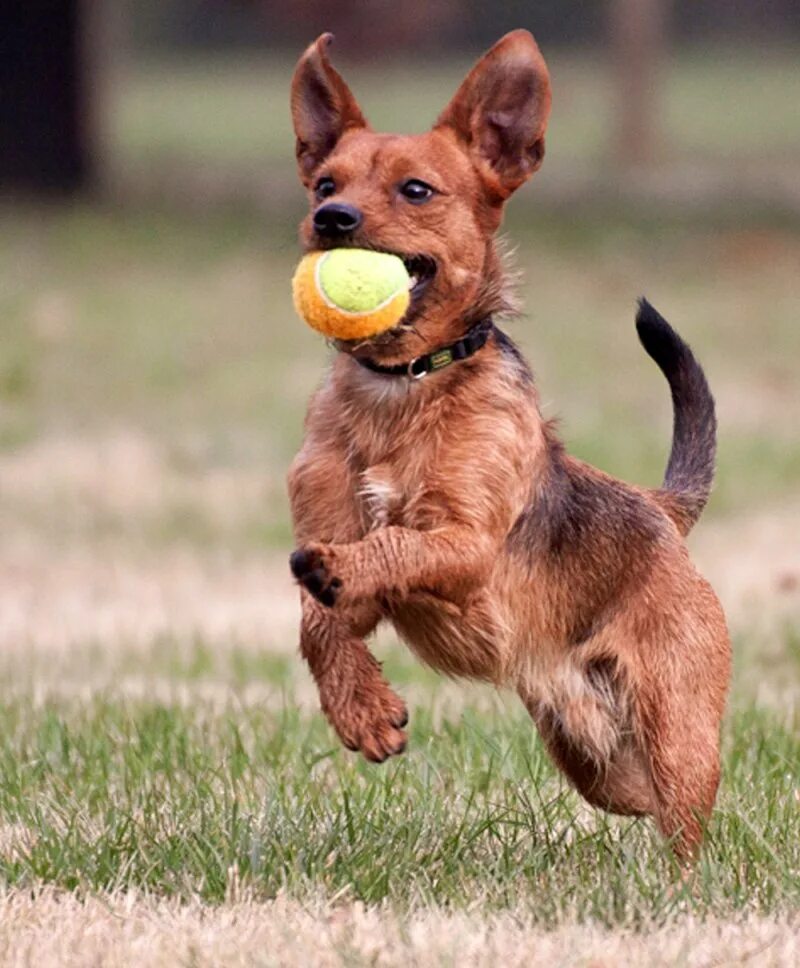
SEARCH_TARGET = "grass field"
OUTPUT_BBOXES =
[1,46,799,968]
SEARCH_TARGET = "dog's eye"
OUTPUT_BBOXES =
[400,179,435,204]
[315,177,336,201]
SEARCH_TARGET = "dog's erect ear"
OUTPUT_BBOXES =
[291,33,369,184]
[435,30,551,199]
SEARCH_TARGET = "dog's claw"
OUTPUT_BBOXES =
[360,728,407,763]
[358,698,409,763]
[365,749,388,764]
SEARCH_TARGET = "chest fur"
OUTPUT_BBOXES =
[357,461,449,532]
[358,465,401,529]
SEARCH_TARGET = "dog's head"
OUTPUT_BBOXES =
[291,30,551,361]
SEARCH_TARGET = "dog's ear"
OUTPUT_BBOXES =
[435,30,551,199]
[291,33,369,184]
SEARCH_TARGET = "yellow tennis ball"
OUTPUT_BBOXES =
[292,248,411,341]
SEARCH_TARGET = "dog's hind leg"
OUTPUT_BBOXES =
[299,592,408,762]
[635,588,729,859]
[530,701,655,817]
[633,681,723,860]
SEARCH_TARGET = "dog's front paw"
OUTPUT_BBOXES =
[326,678,409,764]
[290,544,342,607]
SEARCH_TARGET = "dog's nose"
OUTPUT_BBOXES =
[313,202,363,238]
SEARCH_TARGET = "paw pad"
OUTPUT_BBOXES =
[290,548,341,607]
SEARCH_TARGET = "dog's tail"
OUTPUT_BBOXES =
[636,298,716,536]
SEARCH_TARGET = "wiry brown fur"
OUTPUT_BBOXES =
[287,30,731,860]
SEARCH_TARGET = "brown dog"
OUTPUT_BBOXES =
[287,30,730,859]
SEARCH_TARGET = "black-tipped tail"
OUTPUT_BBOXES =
[636,298,716,535]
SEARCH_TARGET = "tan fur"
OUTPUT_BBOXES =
[287,30,731,860]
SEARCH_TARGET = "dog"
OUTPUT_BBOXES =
[287,29,731,860]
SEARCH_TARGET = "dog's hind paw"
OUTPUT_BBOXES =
[290,545,342,607]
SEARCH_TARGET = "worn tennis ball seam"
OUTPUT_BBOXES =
[315,250,408,317]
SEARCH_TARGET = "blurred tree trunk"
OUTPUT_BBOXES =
[0,0,105,195]
[609,0,668,167]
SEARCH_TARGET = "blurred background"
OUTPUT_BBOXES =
[0,2,798,700]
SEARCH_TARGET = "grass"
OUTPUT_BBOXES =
[0,611,797,927]
[0,668,797,920]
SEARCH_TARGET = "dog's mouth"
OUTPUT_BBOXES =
[308,240,438,348]
[401,253,437,305]
[356,251,437,347]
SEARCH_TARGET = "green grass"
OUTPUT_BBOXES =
[0,617,795,922]
[0,687,797,921]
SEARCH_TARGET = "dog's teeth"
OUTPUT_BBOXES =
[408,275,418,290]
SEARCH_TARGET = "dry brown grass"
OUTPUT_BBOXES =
[0,889,796,968]
[691,503,800,629]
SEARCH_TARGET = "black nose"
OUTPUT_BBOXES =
[313,202,363,238]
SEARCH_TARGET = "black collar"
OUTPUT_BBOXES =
[354,318,495,380]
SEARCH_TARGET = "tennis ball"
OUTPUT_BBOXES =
[292,248,411,341]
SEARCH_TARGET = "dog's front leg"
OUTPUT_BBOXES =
[291,524,493,608]
[299,590,408,762]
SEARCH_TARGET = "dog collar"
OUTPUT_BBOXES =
[354,318,495,380]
